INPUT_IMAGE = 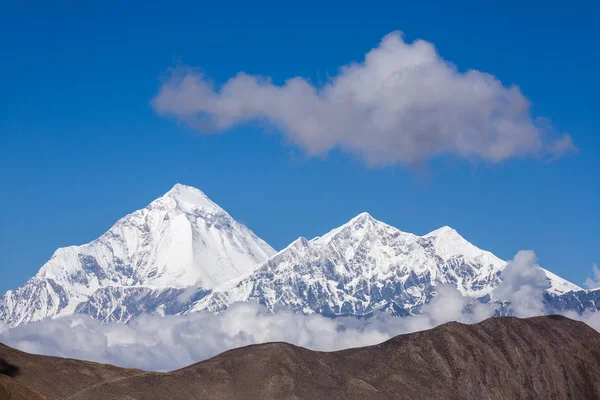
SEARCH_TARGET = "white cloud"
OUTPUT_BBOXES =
[495,250,551,317]
[423,284,492,324]
[0,287,486,372]
[584,264,600,289]
[152,32,576,166]
[0,303,393,371]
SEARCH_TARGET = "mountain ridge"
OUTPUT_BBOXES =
[189,210,581,316]
[0,184,592,328]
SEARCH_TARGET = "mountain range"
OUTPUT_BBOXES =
[2,316,600,399]
[1,184,598,327]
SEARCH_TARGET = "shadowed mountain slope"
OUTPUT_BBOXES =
[0,342,142,399]
[0,375,45,400]
[2,315,600,399]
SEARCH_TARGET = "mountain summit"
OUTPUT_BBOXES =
[0,184,275,326]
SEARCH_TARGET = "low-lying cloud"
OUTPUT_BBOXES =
[152,32,576,166]
[1,250,597,371]
[0,285,483,372]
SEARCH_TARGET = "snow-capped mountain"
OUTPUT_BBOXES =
[1,185,593,328]
[0,184,275,327]
[189,212,582,317]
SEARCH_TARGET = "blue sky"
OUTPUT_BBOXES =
[1,1,598,294]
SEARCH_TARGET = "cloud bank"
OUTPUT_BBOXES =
[0,286,486,372]
[1,251,597,372]
[152,32,575,166]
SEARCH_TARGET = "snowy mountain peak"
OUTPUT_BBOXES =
[423,225,493,263]
[423,226,582,294]
[346,212,390,229]
[151,183,223,214]
[0,184,275,326]
[315,212,405,246]
[352,211,374,221]
[425,225,459,238]
[288,237,311,249]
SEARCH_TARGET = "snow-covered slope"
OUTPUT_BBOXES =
[0,184,275,327]
[189,213,581,316]
[1,190,588,327]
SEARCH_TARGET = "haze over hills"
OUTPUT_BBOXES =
[1,316,600,400]
[0,184,597,329]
